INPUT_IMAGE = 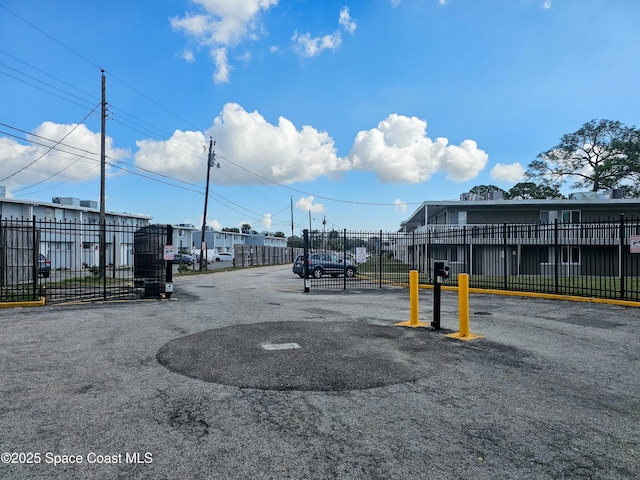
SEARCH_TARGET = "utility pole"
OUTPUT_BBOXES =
[99,70,107,284]
[290,197,294,261]
[200,138,218,271]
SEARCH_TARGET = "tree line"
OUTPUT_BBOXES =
[511,119,640,199]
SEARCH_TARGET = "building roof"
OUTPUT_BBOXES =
[402,197,640,231]
[0,196,152,220]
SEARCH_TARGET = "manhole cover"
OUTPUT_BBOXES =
[157,321,455,391]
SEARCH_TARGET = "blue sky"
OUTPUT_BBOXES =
[1,0,639,234]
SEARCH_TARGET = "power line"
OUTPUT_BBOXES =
[0,105,99,182]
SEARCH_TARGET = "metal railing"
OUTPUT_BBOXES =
[0,216,168,304]
[303,219,640,301]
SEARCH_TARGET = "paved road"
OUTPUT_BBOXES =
[1,265,639,479]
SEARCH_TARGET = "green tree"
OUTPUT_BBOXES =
[506,182,565,200]
[241,223,252,234]
[526,119,640,195]
[469,185,507,197]
[222,227,240,233]
[273,232,286,237]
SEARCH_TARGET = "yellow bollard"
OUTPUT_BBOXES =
[395,270,428,328]
[446,274,485,341]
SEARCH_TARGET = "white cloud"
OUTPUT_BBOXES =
[0,122,128,191]
[296,195,325,214]
[133,106,488,190]
[206,219,222,230]
[394,198,408,213]
[134,103,350,185]
[211,48,231,83]
[292,30,342,57]
[542,1,552,9]
[182,49,195,62]
[261,213,272,230]
[391,0,401,6]
[439,140,488,181]
[134,129,207,183]
[349,114,488,183]
[171,0,278,82]
[339,7,357,35]
[490,162,525,182]
[292,7,357,57]
[171,0,278,46]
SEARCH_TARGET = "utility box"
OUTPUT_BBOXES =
[433,260,450,283]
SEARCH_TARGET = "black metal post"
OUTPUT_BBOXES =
[32,215,37,301]
[432,281,441,330]
[379,230,383,288]
[620,213,626,300]
[554,219,559,295]
[303,229,309,292]
[503,222,508,291]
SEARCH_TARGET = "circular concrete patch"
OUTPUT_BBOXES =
[157,321,455,391]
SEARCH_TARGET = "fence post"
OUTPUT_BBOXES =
[303,229,309,292]
[379,229,383,288]
[619,213,626,300]
[503,222,508,291]
[32,215,37,301]
[554,219,559,295]
[343,228,347,291]
[165,225,173,299]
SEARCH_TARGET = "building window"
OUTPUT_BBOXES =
[561,210,581,224]
[561,246,580,264]
[540,210,560,224]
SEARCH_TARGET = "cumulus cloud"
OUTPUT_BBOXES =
[349,114,488,183]
[292,7,356,57]
[171,0,278,82]
[490,162,525,182]
[0,122,128,191]
[296,195,325,214]
[134,103,350,185]
[135,129,207,183]
[542,1,552,9]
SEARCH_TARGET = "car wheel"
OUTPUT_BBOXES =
[345,267,355,277]
[216,258,221,262]
[312,267,323,278]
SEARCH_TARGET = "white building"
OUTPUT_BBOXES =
[0,196,151,269]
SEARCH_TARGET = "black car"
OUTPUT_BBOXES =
[38,254,51,278]
[292,253,356,278]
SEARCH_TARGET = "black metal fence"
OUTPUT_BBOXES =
[304,218,640,301]
[0,216,169,304]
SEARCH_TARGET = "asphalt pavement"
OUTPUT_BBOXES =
[1,264,639,479]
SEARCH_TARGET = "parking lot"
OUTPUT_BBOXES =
[1,264,639,479]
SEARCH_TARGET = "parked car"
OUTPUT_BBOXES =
[38,253,51,278]
[172,253,194,265]
[292,253,356,278]
[214,252,234,262]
